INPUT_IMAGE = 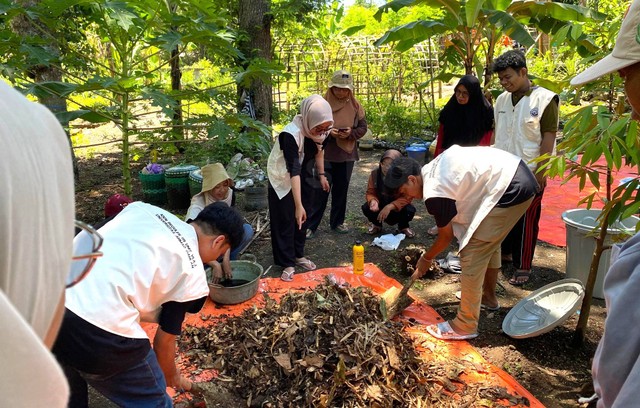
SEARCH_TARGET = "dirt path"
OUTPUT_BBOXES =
[76,148,604,407]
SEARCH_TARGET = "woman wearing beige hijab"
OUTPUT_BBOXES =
[267,95,333,281]
[306,70,368,237]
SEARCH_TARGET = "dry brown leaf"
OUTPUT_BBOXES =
[246,366,260,379]
[365,384,383,401]
[301,354,324,368]
[386,345,400,369]
[273,352,292,371]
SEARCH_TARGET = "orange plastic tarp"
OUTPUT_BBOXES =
[145,264,543,407]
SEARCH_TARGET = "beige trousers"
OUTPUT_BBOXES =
[453,198,533,334]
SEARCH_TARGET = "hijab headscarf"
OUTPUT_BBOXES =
[438,75,494,150]
[324,71,365,153]
[268,95,333,200]
[373,149,403,203]
[292,94,333,152]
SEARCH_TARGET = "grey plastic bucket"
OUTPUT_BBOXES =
[561,209,638,299]
[244,185,268,211]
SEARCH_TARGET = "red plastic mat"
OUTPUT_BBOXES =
[540,159,637,247]
[145,265,544,407]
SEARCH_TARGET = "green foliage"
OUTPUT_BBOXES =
[537,0,638,232]
[372,0,606,87]
[0,0,285,196]
[271,0,337,40]
[569,0,631,99]
[234,58,290,88]
[70,130,97,159]
[180,59,234,90]
[340,3,442,37]
[539,104,640,232]
[528,47,580,82]
[181,114,272,168]
[363,100,436,142]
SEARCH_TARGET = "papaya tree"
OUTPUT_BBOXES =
[0,0,257,195]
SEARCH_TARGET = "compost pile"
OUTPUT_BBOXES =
[179,277,528,407]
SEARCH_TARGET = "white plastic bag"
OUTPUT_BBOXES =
[371,233,405,251]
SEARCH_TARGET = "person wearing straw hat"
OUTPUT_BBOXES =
[571,2,640,406]
[185,163,254,282]
[305,70,368,237]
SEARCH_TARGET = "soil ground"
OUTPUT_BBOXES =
[75,147,605,408]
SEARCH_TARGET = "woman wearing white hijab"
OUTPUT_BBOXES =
[267,95,333,281]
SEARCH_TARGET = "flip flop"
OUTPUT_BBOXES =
[333,224,350,234]
[280,268,295,282]
[426,321,478,341]
[368,224,382,235]
[400,227,415,238]
[295,258,316,271]
[509,269,531,286]
[481,303,501,311]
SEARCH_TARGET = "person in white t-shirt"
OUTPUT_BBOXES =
[185,163,254,282]
[53,201,244,407]
[0,81,75,408]
[385,149,537,340]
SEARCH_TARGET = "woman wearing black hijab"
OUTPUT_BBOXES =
[434,75,494,157]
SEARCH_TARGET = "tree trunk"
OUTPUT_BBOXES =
[572,212,608,347]
[167,1,184,146]
[238,0,272,126]
[538,0,551,55]
[12,0,79,180]
[483,32,498,90]
[538,33,550,55]
[170,45,184,146]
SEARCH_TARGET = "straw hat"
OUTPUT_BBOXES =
[571,0,640,85]
[200,163,232,193]
[328,70,354,91]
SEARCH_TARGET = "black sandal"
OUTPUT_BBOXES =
[509,270,531,286]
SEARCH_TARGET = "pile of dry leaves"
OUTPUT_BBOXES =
[179,277,528,407]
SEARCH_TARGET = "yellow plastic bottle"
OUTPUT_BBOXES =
[353,240,364,275]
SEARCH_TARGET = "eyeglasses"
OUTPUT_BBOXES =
[455,90,470,98]
[68,220,104,288]
[313,124,333,134]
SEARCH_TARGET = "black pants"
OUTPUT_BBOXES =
[268,184,306,268]
[361,202,416,229]
[306,160,355,231]
[501,189,544,270]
